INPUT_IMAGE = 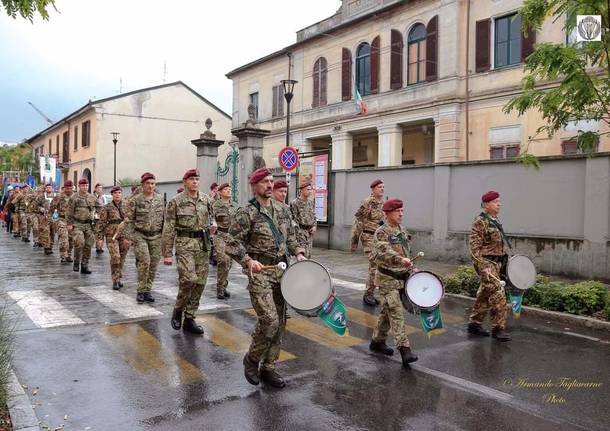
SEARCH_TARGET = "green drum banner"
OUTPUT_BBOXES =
[419,307,444,337]
[510,290,524,318]
[318,295,348,336]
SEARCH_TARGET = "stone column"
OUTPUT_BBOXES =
[231,120,270,207]
[437,104,462,162]
[191,119,224,192]
[377,124,403,167]
[331,131,353,170]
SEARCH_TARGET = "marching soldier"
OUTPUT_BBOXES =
[208,182,220,266]
[14,185,28,239]
[162,169,217,334]
[125,172,164,303]
[226,168,306,388]
[96,186,130,290]
[21,186,37,243]
[50,181,75,264]
[290,181,317,259]
[93,183,105,254]
[272,179,295,235]
[351,179,386,306]
[369,198,418,366]
[467,191,511,342]
[35,183,54,255]
[212,183,236,300]
[67,178,100,274]
[10,186,21,238]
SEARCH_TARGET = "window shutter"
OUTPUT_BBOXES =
[278,85,284,117]
[521,26,536,62]
[390,29,403,90]
[313,61,320,108]
[426,16,438,81]
[320,59,327,106]
[371,36,380,94]
[272,86,278,117]
[475,19,491,73]
[342,48,352,101]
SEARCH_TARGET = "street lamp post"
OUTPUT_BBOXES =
[111,132,120,186]
[281,78,298,149]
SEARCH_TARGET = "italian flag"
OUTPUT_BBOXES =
[353,86,368,115]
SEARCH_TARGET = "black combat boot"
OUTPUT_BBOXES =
[217,291,226,300]
[398,346,418,366]
[243,354,260,386]
[171,309,183,330]
[223,290,231,299]
[112,282,120,290]
[467,323,490,337]
[369,340,394,356]
[142,292,155,303]
[73,262,80,272]
[96,248,104,254]
[22,237,29,242]
[136,293,146,303]
[44,248,53,255]
[118,281,124,288]
[182,317,204,335]
[65,256,73,263]
[492,328,511,342]
[363,293,377,307]
[260,368,286,388]
[60,257,67,264]
[80,266,92,274]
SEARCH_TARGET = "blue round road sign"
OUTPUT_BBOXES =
[279,147,299,172]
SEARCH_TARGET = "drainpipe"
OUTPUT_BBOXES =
[465,0,471,161]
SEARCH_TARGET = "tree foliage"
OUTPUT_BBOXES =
[1,0,56,21]
[0,143,34,173]
[504,0,610,167]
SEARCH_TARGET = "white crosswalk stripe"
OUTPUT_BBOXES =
[77,285,163,319]
[8,290,85,328]
[332,278,366,291]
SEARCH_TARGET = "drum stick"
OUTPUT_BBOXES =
[410,251,425,263]
[260,262,287,271]
[487,272,506,288]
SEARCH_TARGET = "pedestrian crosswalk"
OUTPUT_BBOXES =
[7,290,85,328]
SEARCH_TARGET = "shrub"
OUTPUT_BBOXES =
[444,265,480,297]
[560,281,608,315]
[0,305,13,407]
[602,295,610,321]
[523,275,566,311]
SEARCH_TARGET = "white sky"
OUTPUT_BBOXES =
[0,0,341,141]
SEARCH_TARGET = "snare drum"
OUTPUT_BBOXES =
[400,271,444,314]
[506,255,536,290]
[281,260,333,317]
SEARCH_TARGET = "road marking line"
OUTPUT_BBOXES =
[244,308,363,348]
[77,285,163,319]
[345,306,420,335]
[197,315,296,361]
[8,290,84,328]
[332,278,366,291]
[101,324,204,385]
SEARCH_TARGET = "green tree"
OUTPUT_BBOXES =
[1,0,56,21]
[504,0,610,168]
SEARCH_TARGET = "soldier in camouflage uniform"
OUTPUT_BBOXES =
[21,186,37,243]
[162,169,216,334]
[125,172,164,303]
[50,181,75,264]
[351,179,386,306]
[290,181,317,259]
[93,183,105,254]
[10,187,22,238]
[67,178,101,274]
[96,186,130,290]
[369,198,418,366]
[226,168,306,388]
[212,183,235,300]
[467,191,511,342]
[208,182,220,266]
[34,183,54,255]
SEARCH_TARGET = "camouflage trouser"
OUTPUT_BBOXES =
[215,234,232,294]
[296,228,313,259]
[133,234,162,293]
[55,219,73,258]
[106,235,129,282]
[247,267,285,371]
[73,222,94,266]
[372,288,410,348]
[362,233,378,295]
[175,247,209,318]
[469,262,508,330]
[12,212,20,235]
[37,215,51,249]
[21,213,36,239]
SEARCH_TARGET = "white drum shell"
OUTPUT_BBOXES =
[281,260,332,314]
[506,255,536,290]
[405,271,444,309]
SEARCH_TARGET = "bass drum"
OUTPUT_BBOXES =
[401,271,444,314]
[281,260,333,317]
[506,255,537,290]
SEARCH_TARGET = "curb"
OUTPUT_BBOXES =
[6,369,40,431]
[445,293,610,332]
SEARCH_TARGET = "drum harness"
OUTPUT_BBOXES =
[376,230,413,281]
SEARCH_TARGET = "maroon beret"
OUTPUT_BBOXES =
[131,185,139,192]
[249,168,272,184]
[370,179,384,189]
[78,178,88,185]
[273,179,288,190]
[218,183,230,192]
[210,182,218,190]
[299,181,312,189]
[140,172,155,183]
[177,187,184,193]
[45,183,52,187]
[382,198,403,212]
[63,180,73,188]
[183,169,199,181]
[110,186,121,193]
[482,191,500,203]
[94,183,102,188]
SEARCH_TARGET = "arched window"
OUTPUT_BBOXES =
[82,168,92,192]
[356,42,371,96]
[312,57,328,108]
[408,24,427,84]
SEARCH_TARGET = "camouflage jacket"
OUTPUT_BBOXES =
[162,191,214,256]
[96,200,126,241]
[351,195,385,245]
[469,213,506,267]
[276,201,296,238]
[226,198,305,267]
[124,193,165,240]
[12,193,24,212]
[290,197,317,230]
[24,192,38,214]
[212,199,236,235]
[371,223,412,288]
[50,192,72,219]
[33,193,53,215]
[67,191,100,225]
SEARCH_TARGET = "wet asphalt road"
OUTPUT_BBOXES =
[1,233,609,431]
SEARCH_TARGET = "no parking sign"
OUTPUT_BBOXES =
[278,147,299,172]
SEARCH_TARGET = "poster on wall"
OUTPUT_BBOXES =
[39,156,56,185]
[299,154,329,223]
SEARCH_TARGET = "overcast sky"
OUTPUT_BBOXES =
[0,0,341,142]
